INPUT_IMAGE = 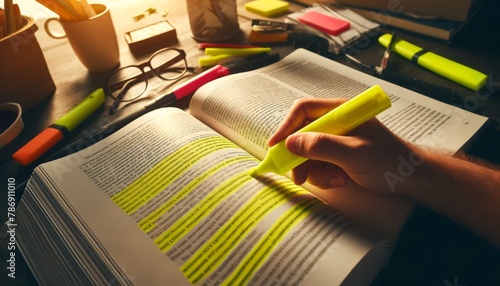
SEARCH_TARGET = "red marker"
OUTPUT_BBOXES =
[47,53,280,160]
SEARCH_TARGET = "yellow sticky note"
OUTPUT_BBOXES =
[245,0,289,17]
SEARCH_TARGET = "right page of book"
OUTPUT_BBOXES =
[189,48,489,240]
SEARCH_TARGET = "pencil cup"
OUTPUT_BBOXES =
[0,16,55,111]
[44,4,119,73]
[186,0,240,42]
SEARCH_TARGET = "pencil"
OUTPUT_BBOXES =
[13,4,22,31]
[66,0,87,19]
[55,0,85,20]
[79,0,95,17]
[35,0,78,21]
[4,0,16,35]
[0,10,5,38]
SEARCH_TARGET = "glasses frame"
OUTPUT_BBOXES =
[344,32,398,76]
[105,48,188,103]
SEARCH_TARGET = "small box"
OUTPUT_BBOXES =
[125,20,177,55]
[0,16,55,111]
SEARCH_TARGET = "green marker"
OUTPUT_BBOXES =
[249,85,391,177]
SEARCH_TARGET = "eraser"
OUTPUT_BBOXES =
[245,0,289,17]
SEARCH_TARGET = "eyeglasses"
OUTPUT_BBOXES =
[344,31,398,75]
[105,48,192,114]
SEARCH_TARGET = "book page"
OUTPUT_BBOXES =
[19,108,389,285]
[189,48,489,240]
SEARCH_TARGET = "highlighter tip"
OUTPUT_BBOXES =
[248,167,260,178]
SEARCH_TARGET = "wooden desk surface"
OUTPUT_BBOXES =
[1,0,499,284]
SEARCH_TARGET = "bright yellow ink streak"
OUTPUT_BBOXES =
[222,198,322,286]
[181,180,308,284]
[153,171,252,252]
[111,136,237,214]
[139,155,254,233]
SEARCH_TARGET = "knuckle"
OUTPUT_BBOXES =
[304,133,332,153]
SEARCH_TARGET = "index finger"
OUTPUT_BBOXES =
[268,98,348,146]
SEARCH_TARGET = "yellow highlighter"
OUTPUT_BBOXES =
[204,47,272,56]
[378,33,488,91]
[249,85,391,177]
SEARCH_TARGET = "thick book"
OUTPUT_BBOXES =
[343,5,478,42]
[293,0,483,22]
[16,49,489,285]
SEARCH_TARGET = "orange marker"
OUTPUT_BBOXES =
[12,88,105,166]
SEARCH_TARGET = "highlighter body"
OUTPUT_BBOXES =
[204,47,272,56]
[12,88,105,166]
[250,85,391,176]
[378,34,487,91]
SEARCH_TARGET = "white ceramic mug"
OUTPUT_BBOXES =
[0,102,23,148]
[44,4,119,73]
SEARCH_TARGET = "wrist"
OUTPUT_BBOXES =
[383,146,434,198]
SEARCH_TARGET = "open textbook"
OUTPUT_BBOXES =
[17,49,489,285]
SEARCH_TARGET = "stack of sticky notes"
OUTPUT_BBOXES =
[244,0,289,17]
[198,43,272,67]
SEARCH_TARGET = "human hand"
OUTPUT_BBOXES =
[268,98,421,196]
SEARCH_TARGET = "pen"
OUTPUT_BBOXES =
[12,88,106,166]
[378,33,488,91]
[48,53,281,160]
[249,85,391,176]
[375,31,398,75]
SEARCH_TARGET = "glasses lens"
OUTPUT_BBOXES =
[107,66,148,102]
[150,49,188,80]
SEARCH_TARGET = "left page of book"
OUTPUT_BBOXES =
[17,107,390,285]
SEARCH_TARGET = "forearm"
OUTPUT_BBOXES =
[400,149,500,247]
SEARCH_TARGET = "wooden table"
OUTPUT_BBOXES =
[1,0,500,284]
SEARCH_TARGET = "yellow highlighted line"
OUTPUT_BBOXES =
[139,155,254,233]
[222,198,322,286]
[181,180,307,284]
[111,136,237,214]
[154,171,252,252]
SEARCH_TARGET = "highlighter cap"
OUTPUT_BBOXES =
[12,128,64,166]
